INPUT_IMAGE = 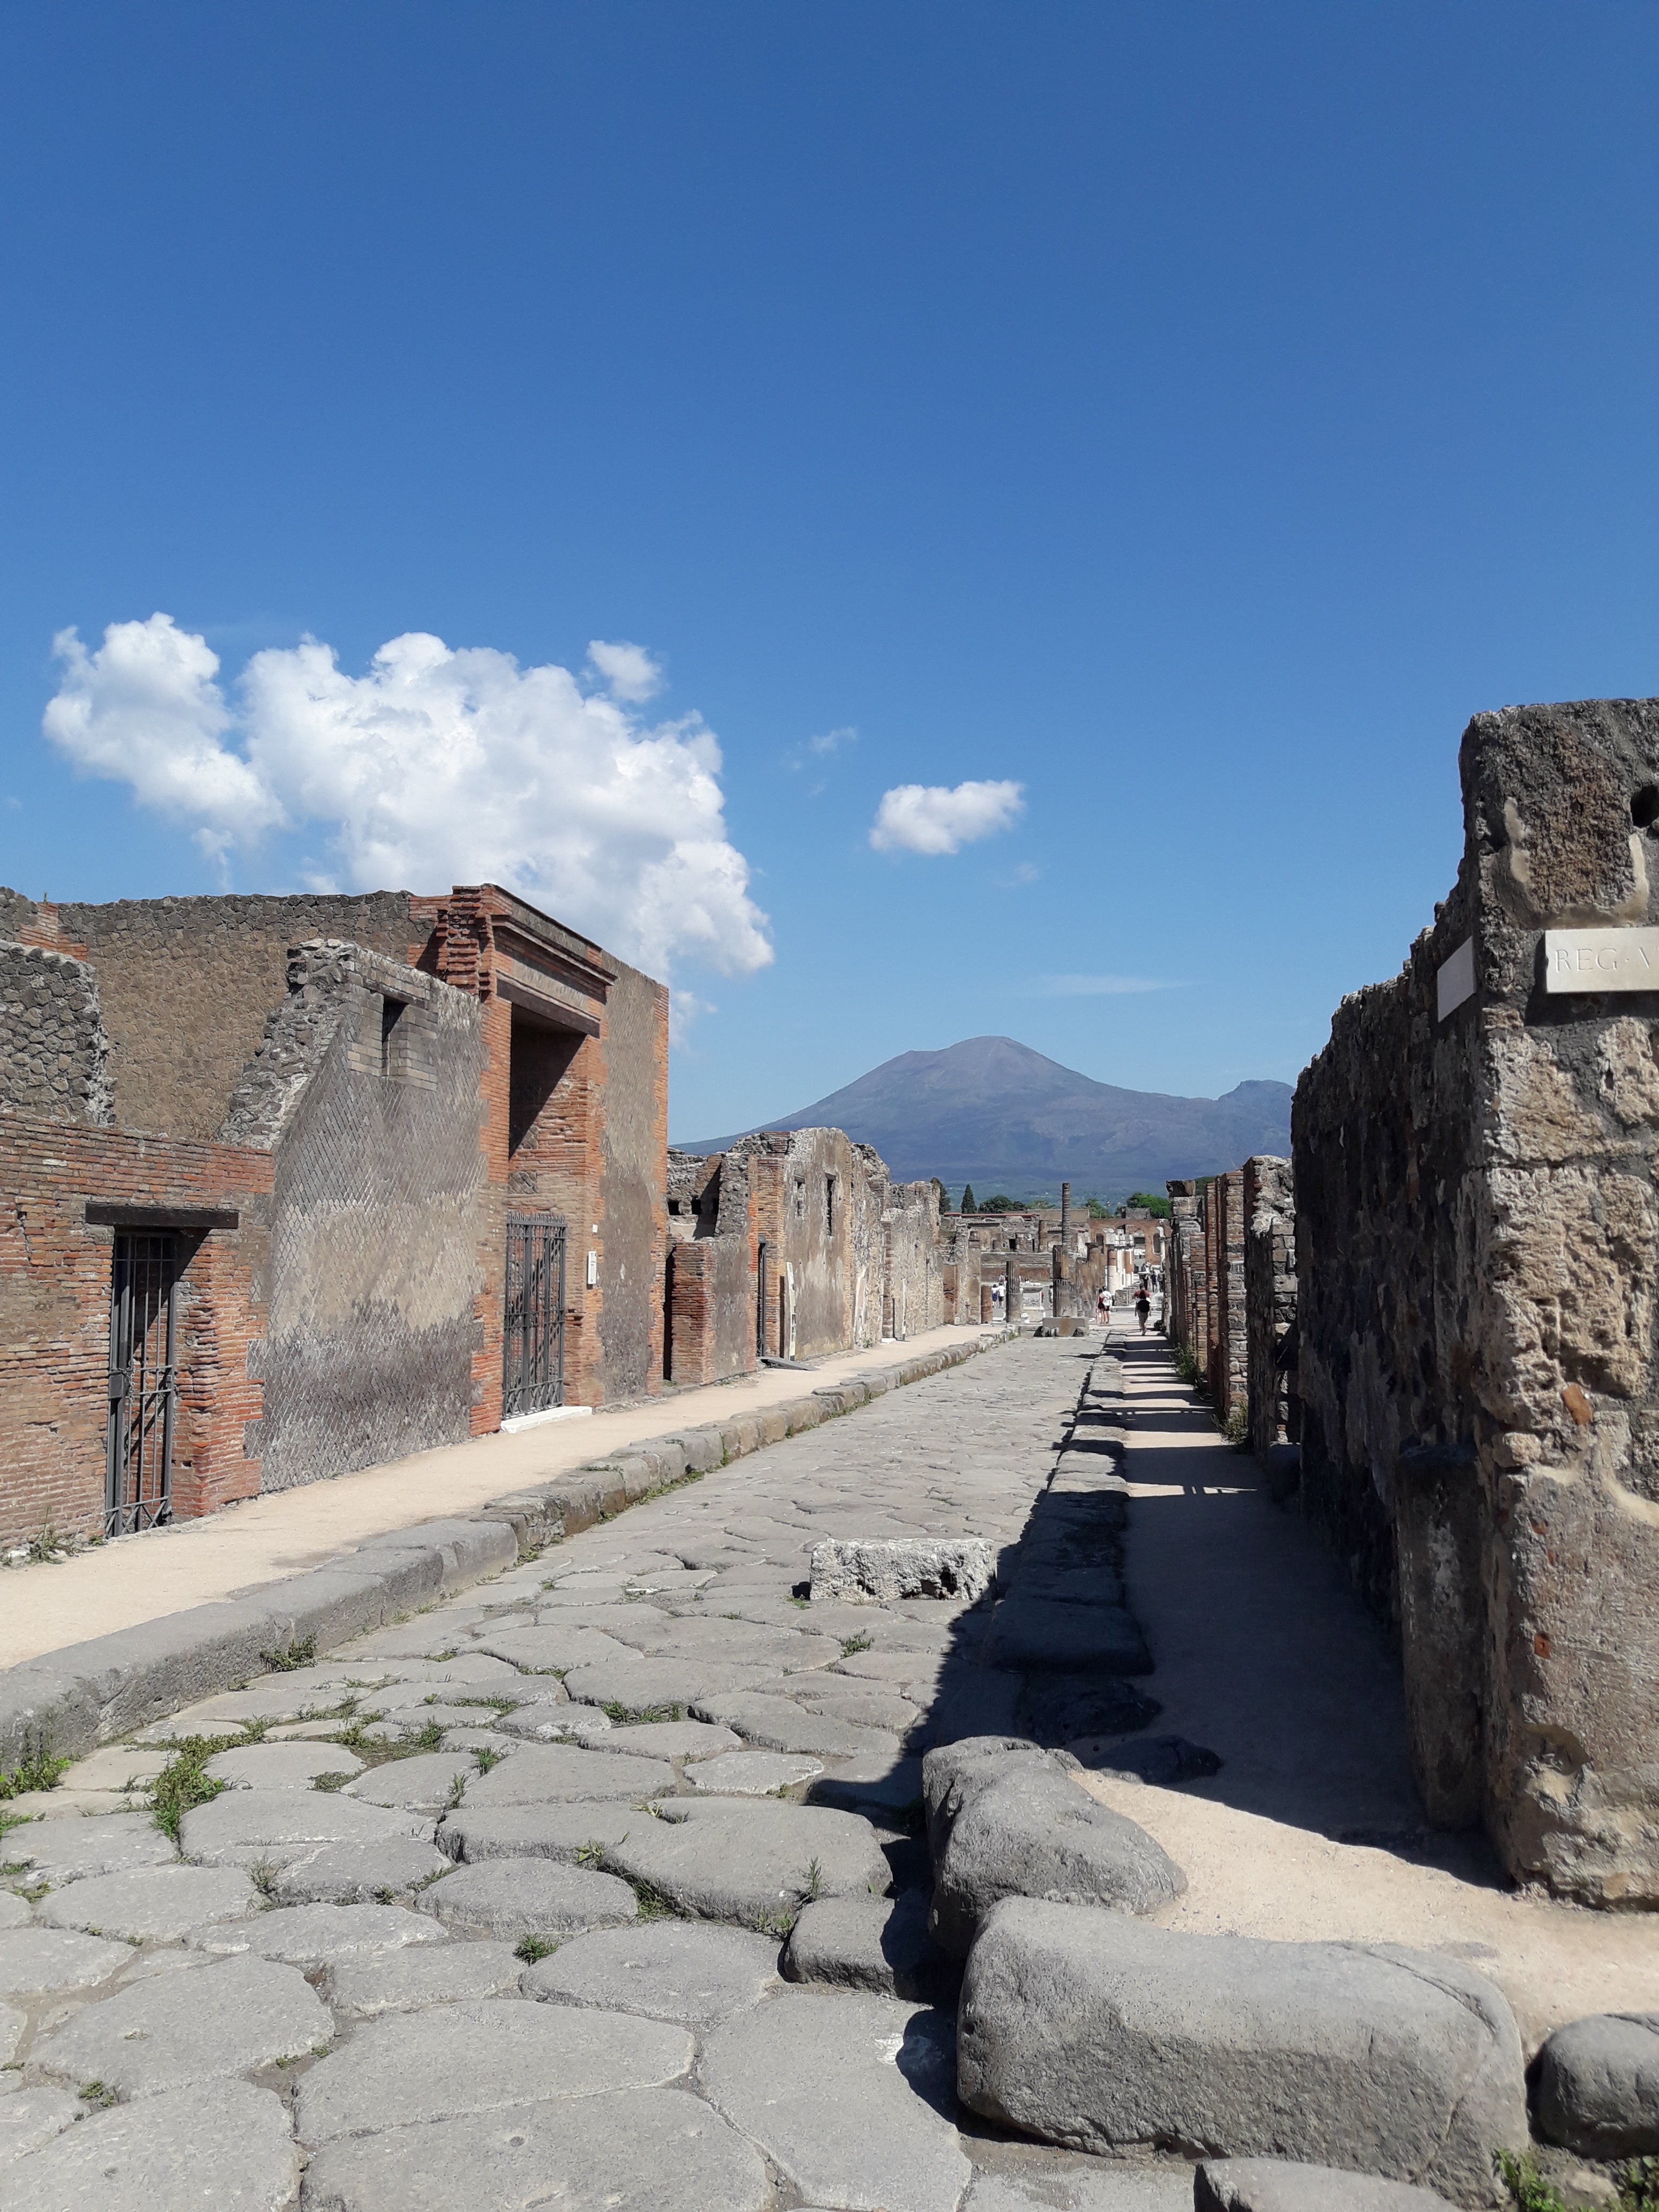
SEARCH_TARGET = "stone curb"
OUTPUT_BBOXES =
[0,1329,1017,1772]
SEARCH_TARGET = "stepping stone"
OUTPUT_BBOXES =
[474,1624,629,1673]
[295,1996,691,2143]
[703,1987,969,2212]
[271,1835,452,1904]
[423,1858,638,1939]
[1195,2159,1460,2211]
[8,1812,175,1885]
[31,1953,331,2097]
[464,1744,674,1806]
[689,1750,824,1796]
[439,1802,644,1864]
[188,1901,449,1964]
[8,2080,299,2212]
[525,1920,781,2024]
[204,1741,365,1789]
[180,1788,430,1867]
[923,1738,1184,1955]
[956,1901,1527,2208]
[561,1654,776,1713]
[0,1926,131,1996]
[809,1535,995,1603]
[590,1719,740,1760]
[36,1864,257,1944]
[346,1752,485,1812]
[784,1890,954,2002]
[691,1690,898,1758]
[606,1798,890,1928]
[328,1940,526,2017]
[302,2083,768,2212]
[1534,2011,1659,2157]
[0,2085,83,2161]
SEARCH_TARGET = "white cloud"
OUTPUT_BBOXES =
[1037,974,1184,996]
[869,778,1024,856]
[669,989,716,1045]
[808,726,855,757]
[586,638,663,703]
[44,616,772,982]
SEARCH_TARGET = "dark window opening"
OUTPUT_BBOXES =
[508,1012,584,1157]
[380,995,407,1077]
[825,1176,836,1235]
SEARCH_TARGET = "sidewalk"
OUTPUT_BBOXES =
[1,1323,1002,1670]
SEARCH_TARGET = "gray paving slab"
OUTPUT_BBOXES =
[0,1891,31,1929]
[31,1952,331,2096]
[688,1748,824,1793]
[8,2080,299,2211]
[472,1624,630,1672]
[327,1939,526,2017]
[796,1685,926,1734]
[180,1788,430,1866]
[784,1889,954,2002]
[604,1797,890,1926]
[423,1857,638,1938]
[438,1801,644,1863]
[346,1750,488,1811]
[0,2001,21,2062]
[188,1900,450,1963]
[301,2083,768,2212]
[35,1863,258,1942]
[270,1834,452,1903]
[204,1742,365,1789]
[965,2154,1197,2210]
[560,1651,778,1712]
[691,1687,901,1757]
[702,1986,970,2212]
[492,1701,613,1742]
[587,1717,739,1759]
[8,1811,176,1885]
[58,1746,172,1791]
[0,1926,132,1995]
[294,1997,692,2143]
[462,1742,674,1805]
[524,1919,781,2024]
[0,2084,84,2161]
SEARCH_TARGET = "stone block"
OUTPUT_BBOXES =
[1533,2011,1659,2158]
[809,1537,996,1605]
[1196,2160,1459,2211]
[8,2081,299,2212]
[783,1888,954,2002]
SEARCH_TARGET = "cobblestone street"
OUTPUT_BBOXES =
[4,1334,1190,2212]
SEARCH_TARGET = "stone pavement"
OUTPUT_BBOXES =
[3,1332,1192,2212]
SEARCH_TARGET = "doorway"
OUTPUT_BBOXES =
[106,1231,178,1536]
[504,1212,566,1417]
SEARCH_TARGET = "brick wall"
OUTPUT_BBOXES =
[0,940,113,1125]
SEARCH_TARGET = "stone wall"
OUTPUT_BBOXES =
[1243,1155,1296,1456]
[1209,1168,1247,1417]
[1294,696,1659,1906]
[0,940,112,1125]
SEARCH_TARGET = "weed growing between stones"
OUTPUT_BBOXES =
[0,1735,70,1799]
[631,1879,679,1920]
[472,1746,504,1774]
[573,1840,610,1867]
[428,1649,459,1662]
[312,1772,352,1792]
[150,1735,241,1840]
[249,1859,280,1900]
[444,1773,467,1811]
[603,1702,683,1725]
[450,1695,518,1713]
[839,1632,873,1657]
[515,1934,557,1962]
[1618,2161,1659,2212]
[79,2079,117,2108]
[1220,1404,1249,1449]
[328,1718,446,1767]
[1495,2151,1568,2211]
[260,1634,318,1672]
[802,1857,825,1902]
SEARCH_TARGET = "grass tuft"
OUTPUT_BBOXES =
[839,1632,873,1658]
[1494,2151,1566,2211]
[514,1934,556,1962]
[0,1736,70,1800]
[150,1736,242,1841]
[259,1634,317,1673]
[630,1878,679,1920]
[602,1701,683,1725]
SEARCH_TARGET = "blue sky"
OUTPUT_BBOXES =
[2,4,1655,1141]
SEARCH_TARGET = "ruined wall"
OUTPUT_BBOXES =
[223,939,488,1492]
[0,1114,270,1548]
[1206,1169,1246,1415]
[1243,1154,1296,1456]
[0,940,113,1125]
[884,1177,945,1341]
[1295,696,1659,1907]
[597,959,669,1403]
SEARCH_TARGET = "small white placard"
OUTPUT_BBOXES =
[1437,937,1476,1021]
[1543,928,1659,993]
[500,1403,593,1434]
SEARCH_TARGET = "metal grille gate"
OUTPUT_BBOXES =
[106,1232,179,1536]
[504,1213,565,1418]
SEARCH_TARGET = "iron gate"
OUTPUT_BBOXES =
[504,1213,565,1417]
[106,1232,179,1536]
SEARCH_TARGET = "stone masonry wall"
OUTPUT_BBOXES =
[1243,1154,1296,1456]
[1209,1167,1247,1418]
[1295,696,1659,1906]
[0,939,113,1125]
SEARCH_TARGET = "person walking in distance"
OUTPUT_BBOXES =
[1135,1279,1152,1335]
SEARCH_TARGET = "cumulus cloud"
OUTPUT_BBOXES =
[44,615,772,981]
[586,638,664,703]
[869,778,1024,856]
[1037,974,1184,996]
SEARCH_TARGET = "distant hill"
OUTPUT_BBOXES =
[674,1035,1294,1199]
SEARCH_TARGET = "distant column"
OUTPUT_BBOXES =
[1059,1182,1071,1248]
[1005,1254,1020,1331]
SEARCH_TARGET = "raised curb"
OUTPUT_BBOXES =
[0,1329,1017,1770]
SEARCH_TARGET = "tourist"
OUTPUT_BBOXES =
[1135,1281,1152,1334]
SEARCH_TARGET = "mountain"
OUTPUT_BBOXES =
[674,1035,1294,1198]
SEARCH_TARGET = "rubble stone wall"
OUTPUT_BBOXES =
[1243,1155,1296,1456]
[0,939,113,1125]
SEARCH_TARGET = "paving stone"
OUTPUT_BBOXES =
[301,2083,768,2211]
[561,1651,778,1713]
[980,1593,1151,1675]
[1195,2159,1459,2211]
[58,1747,171,1791]
[152,1670,363,1729]
[423,1858,638,1938]
[0,2002,24,2062]
[524,1920,781,2024]
[0,1891,33,1929]
[689,1749,824,1795]
[703,1987,969,2212]
[0,2085,83,2160]
[31,1952,331,2097]
[295,1996,691,2143]
[328,1939,526,2017]
[8,2080,299,2211]
[189,1900,450,1964]
[589,1718,741,1760]
[605,1798,890,1927]
[270,1835,452,1904]
[832,1648,950,1687]
[965,2156,1196,2209]
[180,1788,430,1867]
[691,1689,900,1758]
[8,1812,176,1885]
[784,1889,954,2002]
[619,1616,843,1670]
[810,1535,996,1604]
[345,1751,485,1812]
[115,1947,215,1980]
[462,1743,675,1805]
[1534,2010,1659,2158]
[494,1702,614,1743]
[806,1750,925,1815]
[473,1624,629,1672]
[349,1654,522,1687]
[956,1900,1528,2206]
[36,1864,258,1942]
[439,1802,644,1864]
[795,1685,926,1735]
[0,1926,132,1995]
[923,1737,1184,1955]
[204,1742,365,1789]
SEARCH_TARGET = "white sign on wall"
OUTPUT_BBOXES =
[1543,928,1659,993]
[1436,937,1476,1021]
